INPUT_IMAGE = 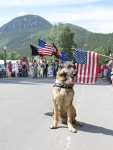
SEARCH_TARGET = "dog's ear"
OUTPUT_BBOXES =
[58,61,65,69]
[63,62,74,68]
[73,64,76,69]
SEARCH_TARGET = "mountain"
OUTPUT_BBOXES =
[0,15,52,33]
[0,14,113,57]
[0,15,52,56]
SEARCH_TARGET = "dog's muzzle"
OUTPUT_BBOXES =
[63,70,76,84]
[67,71,76,78]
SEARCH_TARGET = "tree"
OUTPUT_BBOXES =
[0,52,4,59]
[7,51,21,60]
[95,46,110,64]
[104,46,112,56]
[47,23,77,60]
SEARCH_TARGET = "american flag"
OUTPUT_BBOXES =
[38,39,54,56]
[73,49,100,84]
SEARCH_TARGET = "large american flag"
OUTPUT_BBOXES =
[38,39,54,56]
[73,49,100,84]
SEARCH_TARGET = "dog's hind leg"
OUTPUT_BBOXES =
[50,101,58,129]
[73,119,83,126]
[72,106,83,126]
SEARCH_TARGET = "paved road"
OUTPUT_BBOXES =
[0,77,113,150]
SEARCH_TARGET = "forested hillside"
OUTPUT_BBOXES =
[85,33,113,51]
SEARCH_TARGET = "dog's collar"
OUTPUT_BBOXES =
[53,79,73,89]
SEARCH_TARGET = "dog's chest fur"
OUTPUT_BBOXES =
[52,87,74,107]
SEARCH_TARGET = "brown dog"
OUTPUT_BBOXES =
[49,61,83,133]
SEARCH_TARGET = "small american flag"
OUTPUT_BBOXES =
[38,39,54,56]
[73,49,100,84]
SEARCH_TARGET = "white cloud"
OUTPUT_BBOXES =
[0,0,113,33]
[35,6,113,33]
[17,11,27,16]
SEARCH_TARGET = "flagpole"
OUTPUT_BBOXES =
[73,48,112,59]
[30,35,34,63]
[99,53,112,59]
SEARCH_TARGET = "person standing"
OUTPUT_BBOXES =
[38,62,44,79]
[22,62,27,77]
[45,61,49,77]
[98,64,102,78]
[8,61,12,78]
[52,61,58,78]
[5,62,8,77]
[14,61,19,77]
[110,68,113,87]
[18,64,22,77]
[107,57,113,83]
[43,61,47,77]
[103,62,108,82]
[32,60,38,78]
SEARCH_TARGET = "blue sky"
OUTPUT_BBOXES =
[1,0,113,33]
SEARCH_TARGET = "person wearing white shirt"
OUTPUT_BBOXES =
[14,61,19,77]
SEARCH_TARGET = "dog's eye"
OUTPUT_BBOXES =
[68,66,72,69]
[63,72,67,77]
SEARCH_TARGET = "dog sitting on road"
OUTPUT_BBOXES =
[45,61,83,133]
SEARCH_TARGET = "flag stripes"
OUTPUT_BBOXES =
[38,39,54,56]
[74,49,100,84]
[38,44,54,56]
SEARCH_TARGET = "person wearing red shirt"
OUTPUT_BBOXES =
[8,61,12,78]
[103,62,108,82]
[98,64,102,78]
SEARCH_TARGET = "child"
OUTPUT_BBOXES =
[110,68,113,87]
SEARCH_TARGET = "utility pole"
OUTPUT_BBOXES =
[4,46,7,68]
[30,35,34,63]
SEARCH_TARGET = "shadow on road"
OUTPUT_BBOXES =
[46,122,113,136]
[75,123,113,136]
[52,123,113,136]
[45,113,113,136]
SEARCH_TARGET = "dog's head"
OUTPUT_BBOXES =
[57,61,76,85]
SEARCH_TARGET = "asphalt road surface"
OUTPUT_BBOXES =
[0,77,113,150]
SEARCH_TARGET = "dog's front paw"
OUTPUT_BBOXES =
[69,127,77,133]
[49,124,57,129]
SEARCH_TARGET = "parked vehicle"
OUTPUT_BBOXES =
[0,64,6,77]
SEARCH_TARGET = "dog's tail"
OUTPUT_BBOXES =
[44,112,53,116]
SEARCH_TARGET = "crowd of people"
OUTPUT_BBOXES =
[98,57,113,87]
[31,59,59,79]
[4,59,59,79]
[2,56,113,87]
[5,61,28,78]
[32,60,48,78]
